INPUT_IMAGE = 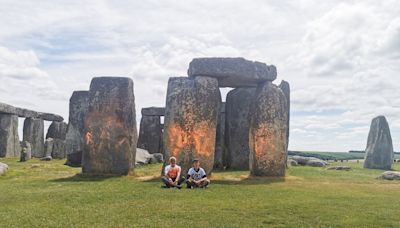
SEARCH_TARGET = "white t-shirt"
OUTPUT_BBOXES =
[164,164,181,179]
[187,167,206,181]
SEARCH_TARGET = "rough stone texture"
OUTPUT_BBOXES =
[20,141,32,162]
[214,102,225,169]
[378,171,400,180]
[287,159,298,166]
[0,162,8,176]
[46,121,68,140]
[141,107,165,116]
[0,114,20,157]
[23,118,44,158]
[40,155,52,161]
[135,148,153,165]
[44,138,54,157]
[363,116,394,170]
[0,102,64,122]
[137,115,162,154]
[52,139,66,159]
[225,88,255,170]
[188,57,277,87]
[327,166,352,171]
[65,151,82,167]
[279,80,290,165]
[291,156,328,167]
[83,77,137,175]
[163,76,220,175]
[65,91,89,167]
[249,82,288,176]
[151,153,164,163]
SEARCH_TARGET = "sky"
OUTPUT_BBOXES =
[0,0,399,152]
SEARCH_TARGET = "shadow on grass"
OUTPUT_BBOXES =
[50,173,121,182]
[141,175,285,186]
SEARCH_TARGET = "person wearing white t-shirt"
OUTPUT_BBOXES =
[161,157,184,189]
[186,159,210,188]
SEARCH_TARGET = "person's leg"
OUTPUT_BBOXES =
[199,179,210,188]
[177,176,186,186]
[186,179,196,188]
[161,177,172,188]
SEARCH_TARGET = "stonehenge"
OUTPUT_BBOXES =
[163,76,221,175]
[65,91,89,166]
[249,81,288,176]
[0,114,20,157]
[188,57,277,87]
[214,102,225,169]
[137,107,164,154]
[364,116,394,170]
[23,118,45,158]
[225,88,255,170]
[82,77,137,175]
[0,102,64,159]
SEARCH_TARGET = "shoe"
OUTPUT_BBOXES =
[176,185,182,189]
[161,185,170,189]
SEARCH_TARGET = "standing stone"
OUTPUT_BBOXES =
[249,82,288,176]
[363,116,393,170]
[52,139,66,159]
[137,115,162,154]
[279,80,290,166]
[225,88,255,170]
[83,77,137,175]
[44,138,54,157]
[163,76,220,175]
[188,58,277,87]
[20,141,32,162]
[46,121,68,140]
[65,91,89,166]
[0,114,20,157]
[23,118,44,158]
[214,102,225,169]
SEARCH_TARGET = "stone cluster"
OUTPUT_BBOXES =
[159,57,290,177]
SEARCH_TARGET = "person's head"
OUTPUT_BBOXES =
[169,156,177,166]
[192,159,200,169]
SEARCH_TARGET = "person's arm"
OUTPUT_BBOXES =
[164,166,171,180]
[198,169,207,182]
[174,167,181,184]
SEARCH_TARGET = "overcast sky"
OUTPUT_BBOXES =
[1,0,399,152]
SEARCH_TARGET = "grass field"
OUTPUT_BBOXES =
[1,158,400,227]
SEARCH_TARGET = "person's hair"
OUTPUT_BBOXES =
[192,159,199,164]
[169,156,177,162]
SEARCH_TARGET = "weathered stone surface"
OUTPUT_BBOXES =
[65,151,82,167]
[20,141,32,162]
[40,155,52,161]
[188,57,277,87]
[0,102,64,122]
[279,80,290,165]
[46,121,68,140]
[364,116,393,170]
[327,166,352,171]
[225,88,255,170]
[214,102,225,169]
[163,76,220,175]
[151,153,164,163]
[135,148,153,165]
[44,138,54,157]
[52,139,66,159]
[249,82,288,176]
[0,162,8,176]
[287,159,298,166]
[83,77,137,175]
[23,118,44,158]
[291,156,328,167]
[378,171,400,180]
[137,115,162,154]
[141,107,165,116]
[65,91,89,167]
[0,114,20,157]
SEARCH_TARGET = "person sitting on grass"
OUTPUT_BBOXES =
[161,156,184,189]
[186,159,210,189]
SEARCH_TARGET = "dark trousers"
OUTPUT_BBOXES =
[186,179,210,188]
[161,176,185,187]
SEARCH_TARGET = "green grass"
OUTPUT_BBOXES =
[290,151,400,160]
[1,158,400,227]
